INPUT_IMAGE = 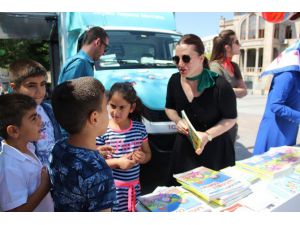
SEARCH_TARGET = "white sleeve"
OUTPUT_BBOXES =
[0,166,28,211]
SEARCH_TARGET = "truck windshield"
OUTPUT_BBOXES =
[95,30,181,70]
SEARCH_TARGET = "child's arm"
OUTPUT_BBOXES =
[106,155,137,170]
[132,140,151,164]
[97,145,115,159]
[8,167,50,212]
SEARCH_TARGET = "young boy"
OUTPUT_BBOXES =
[0,93,53,211]
[49,77,117,212]
[9,59,62,165]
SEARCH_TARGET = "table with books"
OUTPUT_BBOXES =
[136,145,300,212]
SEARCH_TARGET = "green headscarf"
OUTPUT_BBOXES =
[186,68,219,93]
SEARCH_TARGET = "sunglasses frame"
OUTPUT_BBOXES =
[172,55,191,65]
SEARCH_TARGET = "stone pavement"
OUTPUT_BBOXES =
[234,94,300,161]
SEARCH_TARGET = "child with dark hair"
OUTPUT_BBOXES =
[49,77,116,212]
[0,93,53,211]
[9,59,62,166]
[96,82,151,212]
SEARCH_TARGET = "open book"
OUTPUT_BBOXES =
[181,110,202,150]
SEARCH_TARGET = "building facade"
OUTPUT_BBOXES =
[220,12,300,94]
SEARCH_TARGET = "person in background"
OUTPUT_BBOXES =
[49,77,116,211]
[0,93,53,211]
[253,40,300,155]
[165,34,237,186]
[210,29,247,143]
[9,59,62,166]
[96,82,151,212]
[57,26,109,84]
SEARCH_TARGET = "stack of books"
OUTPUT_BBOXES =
[173,166,250,206]
[236,146,300,179]
[137,186,213,212]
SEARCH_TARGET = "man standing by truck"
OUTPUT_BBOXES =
[58,26,109,84]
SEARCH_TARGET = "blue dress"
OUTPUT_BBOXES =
[253,71,300,155]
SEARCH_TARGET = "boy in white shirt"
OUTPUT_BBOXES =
[0,93,53,211]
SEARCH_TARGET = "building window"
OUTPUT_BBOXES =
[248,14,256,39]
[258,17,265,38]
[273,48,279,60]
[274,24,279,39]
[285,25,292,39]
[240,19,246,40]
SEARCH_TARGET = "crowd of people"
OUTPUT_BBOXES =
[0,26,299,212]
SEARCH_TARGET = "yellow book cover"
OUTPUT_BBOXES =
[181,110,202,150]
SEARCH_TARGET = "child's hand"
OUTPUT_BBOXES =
[40,166,50,192]
[97,145,115,159]
[131,149,146,164]
[118,154,137,170]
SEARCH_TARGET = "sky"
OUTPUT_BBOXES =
[175,12,234,38]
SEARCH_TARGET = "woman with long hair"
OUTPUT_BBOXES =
[210,29,247,143]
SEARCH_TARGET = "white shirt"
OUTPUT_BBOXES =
[0,141,54,211]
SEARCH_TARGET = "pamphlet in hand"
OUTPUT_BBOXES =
[181,110,202,150]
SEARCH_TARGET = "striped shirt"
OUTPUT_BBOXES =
[96,120,148,211]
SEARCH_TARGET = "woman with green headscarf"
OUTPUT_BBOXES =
[165,34,237,186]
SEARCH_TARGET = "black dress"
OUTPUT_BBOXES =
[165,72,237,185]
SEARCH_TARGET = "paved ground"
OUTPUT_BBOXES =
[234,94,300,161]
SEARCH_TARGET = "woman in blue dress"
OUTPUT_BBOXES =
[253,46,300,155]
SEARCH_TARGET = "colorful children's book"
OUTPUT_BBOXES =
[236,146,300,179]
[181,110,201,150]
[138,186,213,212]
[174,166,245,201]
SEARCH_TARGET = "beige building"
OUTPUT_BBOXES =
[220,12,300,94]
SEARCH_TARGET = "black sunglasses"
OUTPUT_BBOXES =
[172,55,191,65]
[102,41,110,53]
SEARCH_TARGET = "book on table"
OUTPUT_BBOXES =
[236,146,300,179]
[138,186,213,212]
[173,166,246,202]
[181,110,202,150]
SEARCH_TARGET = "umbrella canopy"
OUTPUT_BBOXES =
[260,40,300,77]
[261,12,300,23]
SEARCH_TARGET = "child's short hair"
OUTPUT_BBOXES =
[51,77,105,134]
[0,93,37,139]
[9,59,47,88]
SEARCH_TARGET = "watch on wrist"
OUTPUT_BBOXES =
[205,131,213,141]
